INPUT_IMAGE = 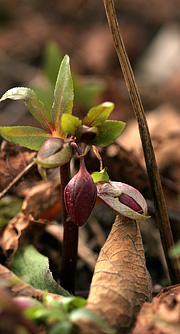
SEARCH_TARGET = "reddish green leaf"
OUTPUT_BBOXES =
[0,87,53,131]
[92,120,126,146]
[52,55,74,138]
[83,102,114,127]
[0,126,51,151]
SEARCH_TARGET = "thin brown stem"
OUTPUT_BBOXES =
[60,162,79,294]
[103,0,180,284]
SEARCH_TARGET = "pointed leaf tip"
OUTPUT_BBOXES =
[52,54,74,138]
[83,101,114,127]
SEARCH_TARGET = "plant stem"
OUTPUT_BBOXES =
[103,0,180,284]
[60,162,79,294]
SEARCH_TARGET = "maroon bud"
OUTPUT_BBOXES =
[64,158,97,227]
[75,125,99,143]
[119,193,143,214]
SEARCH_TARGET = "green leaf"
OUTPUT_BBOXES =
[92,120,126,147]
[91,168,110,183]
[60,297,87,313]
[26,306,67,323]
[83,102,114,127]
[70,309,115,334]
[11,245,70,297]
[49,322,72,334]
[0,87,53,131]
[52,55,74,138]
[0,126,51,150]
[25,306,53,322]
[61,114,82,136]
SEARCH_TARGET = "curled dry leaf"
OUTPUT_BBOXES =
[0,180,61,263]
[0,211,50,263]
[0,212,32,261]
[77,215,152,334]
[131,284,180,334]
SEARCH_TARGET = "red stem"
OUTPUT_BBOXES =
[60,162,79,294]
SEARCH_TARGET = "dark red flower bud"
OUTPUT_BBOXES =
[64,158,97,227]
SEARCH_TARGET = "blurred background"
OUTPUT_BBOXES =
[0,0,180,291]
[1,0,180,124]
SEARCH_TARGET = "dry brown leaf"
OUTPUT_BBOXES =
[117,105,180,174]
[22,180,61,220]
[0,211,50,263]
[77,215,152,334]
[0,141,36,193]
[131,284,180,334]
[0,212,32,261]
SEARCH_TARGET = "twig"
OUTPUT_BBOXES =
[0,159,36,200]
[103,0,180,284]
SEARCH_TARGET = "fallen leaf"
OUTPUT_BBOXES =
[131,284,180,334]
[22,180,61,220]
[0,211,50,263]
[11,245,70,297]
[0,212,32,261]
[77,215,152,334]
[0,140,36,193]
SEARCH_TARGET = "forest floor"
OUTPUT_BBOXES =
[0,1,180,334]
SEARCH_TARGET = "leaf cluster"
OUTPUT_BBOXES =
[0,55,125,152]
[25,295,114,334]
